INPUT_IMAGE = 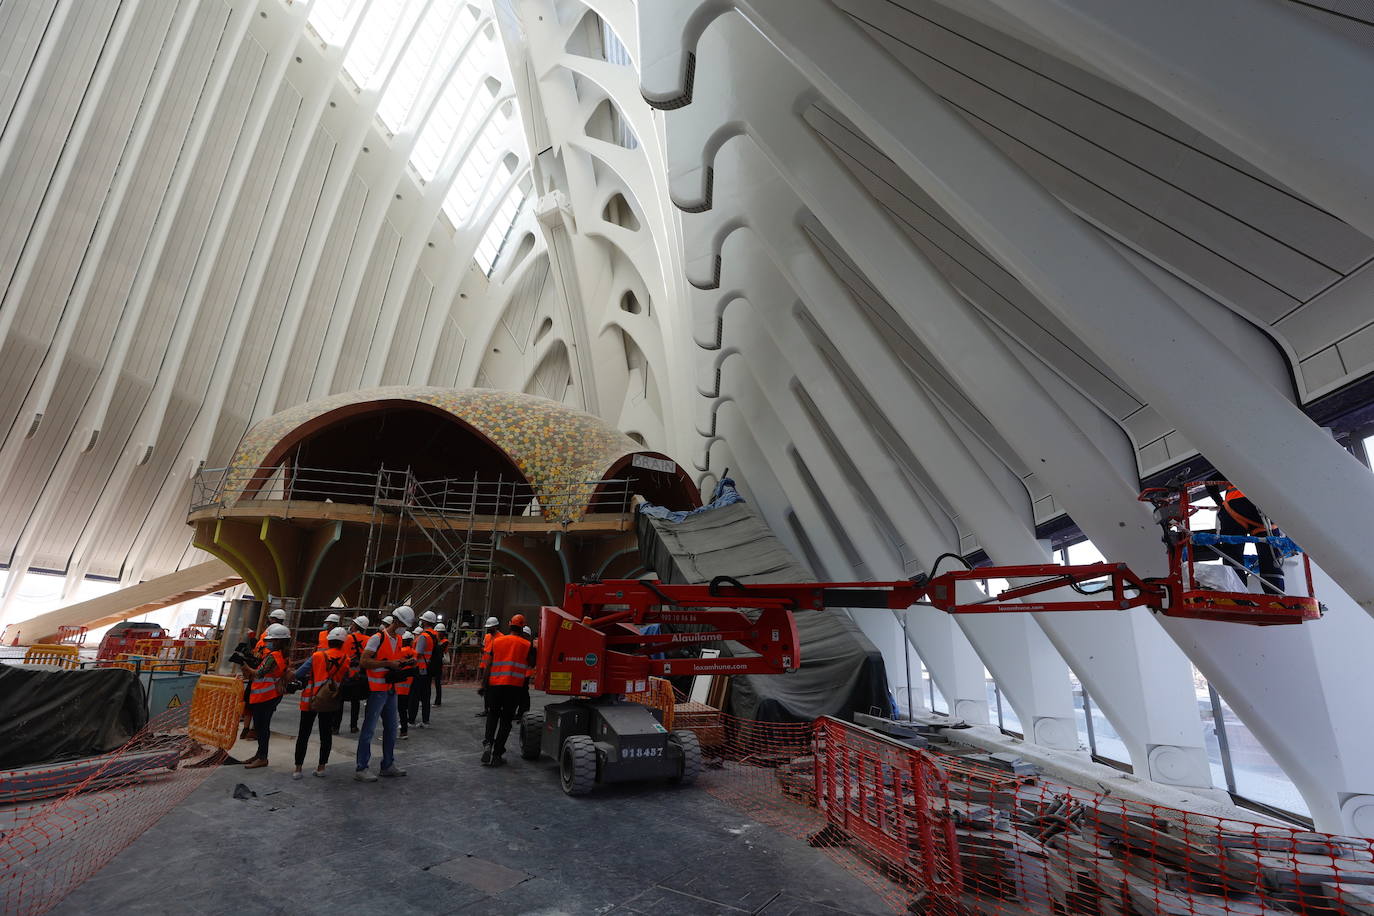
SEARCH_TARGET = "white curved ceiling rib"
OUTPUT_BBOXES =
[3,0,1374,833]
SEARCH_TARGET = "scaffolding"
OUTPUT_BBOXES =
[189,464,635,646]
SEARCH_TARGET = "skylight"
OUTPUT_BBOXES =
[307,0,529,264]
[475,181,528,277]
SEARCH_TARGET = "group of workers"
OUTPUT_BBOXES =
[234,605,535,780]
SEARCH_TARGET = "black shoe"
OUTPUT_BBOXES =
[480,744,493,766]
[433,702,442,707]
[490,754,506,768]
[350,726,359,734]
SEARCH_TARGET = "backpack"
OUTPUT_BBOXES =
[310,655,346,712]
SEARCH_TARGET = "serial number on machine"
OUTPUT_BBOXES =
[622,746,663,758]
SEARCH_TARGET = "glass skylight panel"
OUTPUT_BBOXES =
[306,0,361,47]
[343,0,422,89]
[410,41,487,181]
[475,182,526,276]
[442,110,508,222]
[377,1,474,133]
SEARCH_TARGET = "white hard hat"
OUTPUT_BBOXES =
[394,605,416,627]
[435,623,447,632]
[485,616,499,628]
[327,627,347,642]
[419,610,438,624]
[324,613,341,624]
[264,623,291,639]
[382,615,395,627]
[401,630,414,642]
[353,616,370,629]
[523,626,532,636]
[268,609,287,621]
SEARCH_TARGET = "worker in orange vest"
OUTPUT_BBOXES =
[341,616,370,735]
[398,630,417,739]
[255,608,288,653]
[516,624,537,718]
[240,623,291,770]
[1204,483,1285,592]
[480,615,534,767]
[292,626,348,779]
[475,616,500,718]
[407,611,440,729]
[355,606,416,782]
[317,613,342,648]
[431,622,450,707]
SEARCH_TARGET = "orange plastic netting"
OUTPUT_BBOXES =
[0,693,232,915]
[682,711,1374,915]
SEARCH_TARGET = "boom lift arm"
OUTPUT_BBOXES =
[535,483,1322,699]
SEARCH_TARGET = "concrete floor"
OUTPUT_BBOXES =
[53,689,893,915]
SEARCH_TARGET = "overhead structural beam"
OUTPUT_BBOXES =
[18,559,241,642]
[964,0,1374,242]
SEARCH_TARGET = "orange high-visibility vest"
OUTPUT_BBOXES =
[250,650,286,704]
[414,627,438,659]
[485,634,533,686]
[396,646,416,696]
[344,631,367,674]
[317,629,330,649]
[365,631,402,693]
[299,648,347,712]
[1222,488,1269,535]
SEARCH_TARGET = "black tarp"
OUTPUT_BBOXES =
[637,498,891,723]
[0,664,147,768]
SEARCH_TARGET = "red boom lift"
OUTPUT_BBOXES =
[521,482,1321,794]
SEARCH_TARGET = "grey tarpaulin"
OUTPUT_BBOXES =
[0,664,148,768]
[636,499,891,723]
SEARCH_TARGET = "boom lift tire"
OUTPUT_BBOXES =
[560,734,597,796]
[520,713,544,761]
[669,729,701,785]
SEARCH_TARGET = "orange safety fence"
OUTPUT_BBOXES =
[625,677,677,731]
[20,645,80,669]
[692,711,1374,915]
[55,626,86,647]
[0,676,237,915]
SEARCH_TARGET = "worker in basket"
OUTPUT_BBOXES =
[238,622,292,770]
[480,615,534,767]
[317,613,341,648]
[293,626,348,779]
[1203,483,1285,593]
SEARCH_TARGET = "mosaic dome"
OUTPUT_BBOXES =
[221,387,659,520]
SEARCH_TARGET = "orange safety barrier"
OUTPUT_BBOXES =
[693,712,1374,915]
[624,676,676,731]
[187,674,244,751]
[0,706,229,915]
[21,644,80,669]
[55,626,86,646]
[130,637,220,666]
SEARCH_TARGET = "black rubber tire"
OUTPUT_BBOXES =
[669,729,701,785]
[560,735,597,796]
[520,713,544,761]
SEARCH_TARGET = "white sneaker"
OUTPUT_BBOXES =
[292,771,303,781]
[354,769,378,782]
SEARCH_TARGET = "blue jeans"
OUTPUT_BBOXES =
[356,690,398,772]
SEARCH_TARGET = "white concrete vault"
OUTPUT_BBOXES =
[3,0,1374,833]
